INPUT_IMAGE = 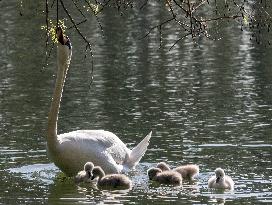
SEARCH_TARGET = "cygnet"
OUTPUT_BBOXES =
[208,168,234,190]
[74,162,94,183]
[157,162,199,180]
[147,167,182,186]
[91,166,132,189]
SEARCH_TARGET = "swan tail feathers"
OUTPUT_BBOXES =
[124,131,152,168]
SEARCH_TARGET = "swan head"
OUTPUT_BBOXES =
[56,27,71,50]
[56,27,64,44]
[157,162,171,171]
[91,166,105,180]
[215,168,225,183]
[147,167,162,180]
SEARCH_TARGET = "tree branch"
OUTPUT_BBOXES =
[59,0,94,82]
[139,17,175,40]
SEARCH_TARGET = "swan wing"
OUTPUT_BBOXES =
[123,131,152,168]
[50,130,130,175]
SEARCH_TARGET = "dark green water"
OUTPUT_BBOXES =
[0,1,271,204]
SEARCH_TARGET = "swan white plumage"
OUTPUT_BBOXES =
[46,28,152,176]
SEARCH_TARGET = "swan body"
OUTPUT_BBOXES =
[157,162,199,180]
[147,167,182,186]
[208,168,234,190]
[46,28,152,176]
[91,166,132,189]
[75,162,94,183]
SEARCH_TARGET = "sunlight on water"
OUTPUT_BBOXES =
[8,163,58,185]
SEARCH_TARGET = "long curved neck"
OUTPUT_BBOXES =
[47,44,71,150]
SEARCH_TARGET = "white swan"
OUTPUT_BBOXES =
[208,168,234,190]
[46,27,152,176]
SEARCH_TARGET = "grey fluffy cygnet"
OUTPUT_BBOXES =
[157,162,199,180]
[75,162,94,183]
[91,166,132,189]
[208,168,234,190]
[147,167,182,186]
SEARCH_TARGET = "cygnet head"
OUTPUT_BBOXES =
[157,162,171,171]
[84,162,94,172]
[84,162,94,177]
[215,168,225,183]
[91,166,105,180]
[147,168,162,180]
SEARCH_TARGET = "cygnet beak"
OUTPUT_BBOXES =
[87,171,93,179]
[216,177,220,183]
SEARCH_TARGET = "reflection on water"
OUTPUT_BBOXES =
[0,1,272,205]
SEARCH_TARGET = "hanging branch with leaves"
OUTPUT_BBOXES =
[41,0,272,67]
